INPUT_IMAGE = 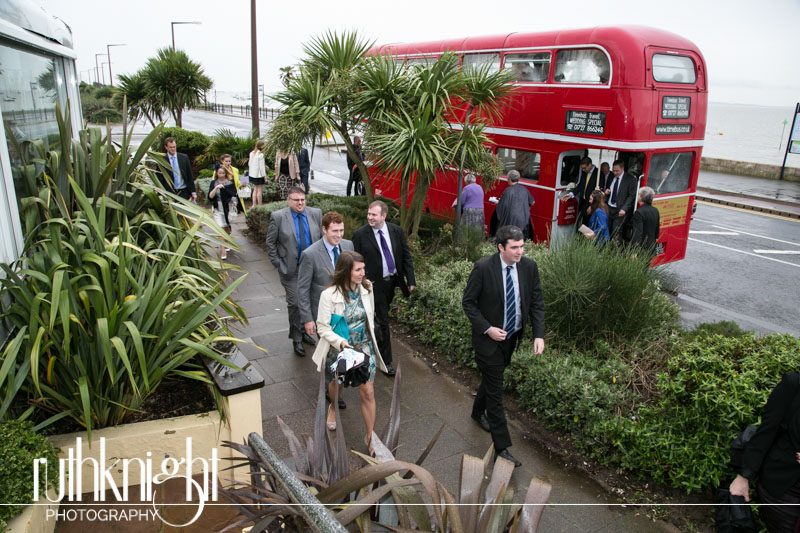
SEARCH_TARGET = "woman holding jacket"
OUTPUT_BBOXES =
[729,372,800,532]
[312,251,387,453]
[274,150,300,200]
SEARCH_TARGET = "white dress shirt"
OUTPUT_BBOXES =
[371,224,395,278]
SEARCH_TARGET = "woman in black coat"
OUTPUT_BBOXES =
[729,372,800,532]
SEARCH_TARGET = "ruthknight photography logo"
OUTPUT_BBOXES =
[33,437,219,527]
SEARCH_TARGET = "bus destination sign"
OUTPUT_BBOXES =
[565,110,606,135]
[655,124,692,135]
[661,96,691,119]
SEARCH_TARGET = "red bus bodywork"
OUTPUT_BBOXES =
[370,26,707,264]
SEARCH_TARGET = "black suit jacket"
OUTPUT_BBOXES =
[608,172,637,217]
[631,204,660,249]
[575,166,598,206]
[157,152,196,194]
[740,372,800,497]
[352,222,416,296]
[462,254,544,363]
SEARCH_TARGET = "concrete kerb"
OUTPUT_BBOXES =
[695,190,800,219]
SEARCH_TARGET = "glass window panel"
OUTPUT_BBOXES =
[497,147,540,181]
[503,52,550,82]
[462,53,500,74]
[0,44,66,211]
[554,49,610,84]
[648,152,693,193]
[652,54,696,84]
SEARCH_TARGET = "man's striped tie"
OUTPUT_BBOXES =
[504,265,516,333]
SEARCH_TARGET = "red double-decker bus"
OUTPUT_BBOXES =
[372,26,707,264]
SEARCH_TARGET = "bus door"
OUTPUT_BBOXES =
[551,150,584,246]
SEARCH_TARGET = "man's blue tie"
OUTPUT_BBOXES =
[332,245,339,266]
[170,155,182,189]
[504,265,516,333]
[378,229,396,274]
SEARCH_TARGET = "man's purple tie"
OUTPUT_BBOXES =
[378,229,396,274]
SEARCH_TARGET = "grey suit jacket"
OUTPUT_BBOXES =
[297,238,354,324]
[266,206,322,276]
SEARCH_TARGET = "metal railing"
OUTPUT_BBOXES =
[247,432,347,533]
[199,103,281,121]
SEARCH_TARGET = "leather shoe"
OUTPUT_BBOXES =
[496,448,522,468]
[293,341,305,357]
[325,393,347,410]
[383,363,396,377]
[302,333,317,346]
[471,413,491,433]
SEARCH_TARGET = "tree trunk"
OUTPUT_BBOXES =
[407,174,432,239]
[176,107,183,128]
[399,174,410,232]
[454,107,474,242]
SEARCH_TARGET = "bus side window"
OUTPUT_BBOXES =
[497,147,541,181]
[503,52,551,82]
[648,152,694,193]
[463,53,501,74]
[554,48,610,84]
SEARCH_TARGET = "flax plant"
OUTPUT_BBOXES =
[0,103,245,436]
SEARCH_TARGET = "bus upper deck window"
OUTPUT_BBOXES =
[652,54,696,84]
[504,52,550,82]
[554,49,609,84]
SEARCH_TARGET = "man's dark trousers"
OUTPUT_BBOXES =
[471,331,519,451]
[372,275,396,365]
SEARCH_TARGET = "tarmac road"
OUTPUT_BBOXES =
[668,202,800,336]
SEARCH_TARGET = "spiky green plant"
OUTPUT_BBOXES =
[0,104,245,436]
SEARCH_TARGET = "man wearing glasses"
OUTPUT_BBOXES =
[267,187,323,356]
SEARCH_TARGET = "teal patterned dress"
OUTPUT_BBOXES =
[325,289,377,383]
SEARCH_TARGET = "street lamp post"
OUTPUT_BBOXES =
[250,0,259,136]
[106,43,127,87]
[94,53,107,86]
[170,21,201,51]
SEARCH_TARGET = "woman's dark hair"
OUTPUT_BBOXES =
[330,250,370,301]
[588,190,608,214]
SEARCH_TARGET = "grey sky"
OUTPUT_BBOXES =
[38,0,800,106]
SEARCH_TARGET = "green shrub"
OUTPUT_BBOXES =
[86,108,123,123]
[0,420,59,525]
[607,332,800,492]
[690,321,747,338]
[198,168,214,178]
[537,237,679,343]
[507,343,637,463]
[151,127,210,165]
[198,128,257,169]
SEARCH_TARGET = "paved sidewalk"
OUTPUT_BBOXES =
[225,215,677,532]
[697,171,800,218]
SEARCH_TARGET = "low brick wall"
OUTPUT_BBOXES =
[701,157,800,182]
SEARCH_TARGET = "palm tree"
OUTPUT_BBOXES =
[363,54,509,238]
[142,48,212,127]
[113,71,164,127]
[451,64,515,236]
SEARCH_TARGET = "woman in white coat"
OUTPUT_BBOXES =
[248,140,267,206]
[312,251,387,452]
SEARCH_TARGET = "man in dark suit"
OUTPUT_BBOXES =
[574,156,598,228]
[606,159,638,242]
[462,225,544,467]
[266,187,323,356]
[158,137,197,201]
[630,186,660,256]
[297,147,311,194]
[352,200,416,376]
[346,136,365,197]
